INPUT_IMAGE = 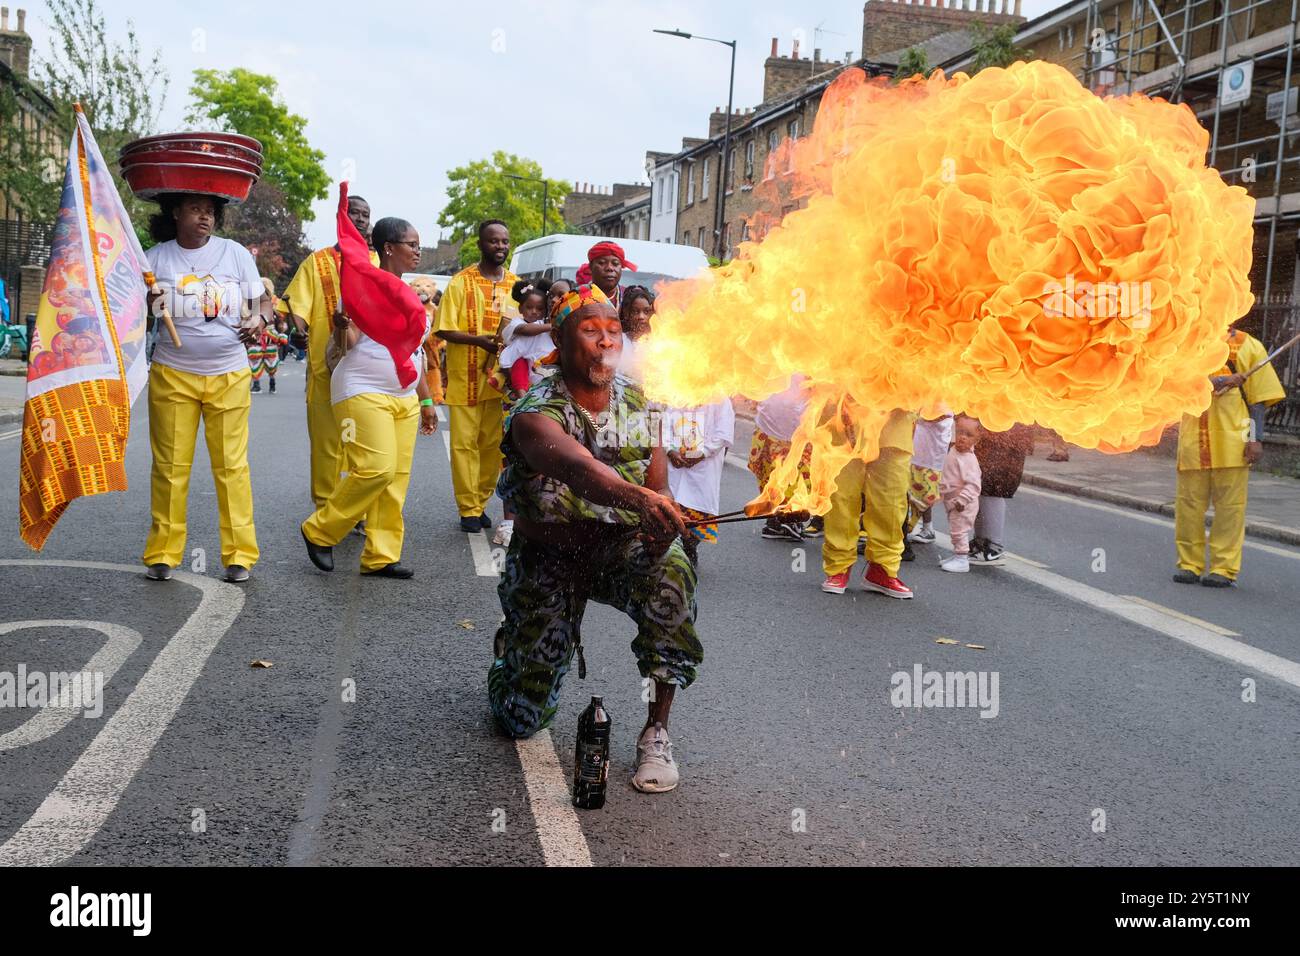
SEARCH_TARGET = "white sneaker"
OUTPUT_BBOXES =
[908,526,936,543]
[632,722,679,793]
[941,553,970,573]
[491,520,514,547]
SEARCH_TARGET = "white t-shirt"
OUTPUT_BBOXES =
[147,236,263,376]
[754,375,808,442]
[331,315,431,405]
[912,415,955,472]
[498,322,556,387]
[664,398,735,515]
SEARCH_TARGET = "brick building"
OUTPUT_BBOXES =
[650,0,1026,259]
[562,182,653,240]
[1,6,62,324]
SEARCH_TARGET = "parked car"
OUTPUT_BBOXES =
[509,235,709,291]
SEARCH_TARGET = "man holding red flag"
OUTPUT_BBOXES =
[436,220,518,534]
[276,194,377,509]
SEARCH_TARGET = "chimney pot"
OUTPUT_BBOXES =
[1,8,9,31]
[771,37,778,57]
[1014,0,1022,13]
[16,7,23,31]
[792,38,800,59]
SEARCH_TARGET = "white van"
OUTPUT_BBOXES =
[509,235,709,291]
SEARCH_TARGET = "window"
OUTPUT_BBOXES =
[785,119,801,173]
[744,140,755,181]
[668,173,676,211]
[686,162,696,204]
[741,221,750,242]
[726,148,736,192]
[698,227,706,249]
[722,222,732,259]
[683,230,691,245]
[701,160,710,200]
[765,129,779,180]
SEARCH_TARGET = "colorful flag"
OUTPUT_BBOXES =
[336,182,426,388]
[19,106,149,550]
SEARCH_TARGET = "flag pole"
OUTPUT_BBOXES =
[73,101,182,349]
[143,272,183,348]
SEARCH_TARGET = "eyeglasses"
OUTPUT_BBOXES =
[389,240,421,251]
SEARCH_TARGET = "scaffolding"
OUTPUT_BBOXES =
[1072,0,1300,433]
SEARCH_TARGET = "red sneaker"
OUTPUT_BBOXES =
[821,571,850,594]
[863,562,913,599]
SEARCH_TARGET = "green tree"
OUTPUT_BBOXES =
[222,181,311,287]
[26,0,169,237]
[969,23,1032,73]
[438,151,571,266]
[186,68,329,222]
[894,47,930,82]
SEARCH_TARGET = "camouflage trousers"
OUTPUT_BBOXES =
[488,531,703,739]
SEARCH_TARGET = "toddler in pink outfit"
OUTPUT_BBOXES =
[939,416,982,573]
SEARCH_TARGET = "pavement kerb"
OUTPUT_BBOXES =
[735,408,1300,549]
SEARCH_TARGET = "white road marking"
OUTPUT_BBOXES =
[436,405,593,865]
[725,453,749,471]
[1120,595,1242,637]
[934,532,1300,690]
[0,620,142,750]
[0,428,20,442]
[1020,485,1300,561]
[514,730,594,867]
[0,560,243,866]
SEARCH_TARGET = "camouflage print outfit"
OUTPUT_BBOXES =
[488,372,703,739]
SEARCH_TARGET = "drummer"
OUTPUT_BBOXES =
[143,193,270,584]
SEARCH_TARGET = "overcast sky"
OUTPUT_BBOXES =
[28,0,1062,247]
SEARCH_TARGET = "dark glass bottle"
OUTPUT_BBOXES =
[573,696,611,810]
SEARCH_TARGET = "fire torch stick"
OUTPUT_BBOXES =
[142,271,182,348]
[1213,330,1300,396]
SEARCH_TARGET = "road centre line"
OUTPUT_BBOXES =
[933,532,1300,691]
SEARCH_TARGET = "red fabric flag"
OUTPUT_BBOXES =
[336,182,425,388]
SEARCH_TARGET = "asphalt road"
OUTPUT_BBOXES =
[2,360,1298,866]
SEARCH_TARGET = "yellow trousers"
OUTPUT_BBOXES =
[448,399,504,518]
[307,394,342,508]
[144,364,259,569]
[1175,466,1249,580]
[822,447,911,578]
[302,393,419,571]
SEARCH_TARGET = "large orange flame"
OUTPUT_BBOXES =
[641,61,1255,514]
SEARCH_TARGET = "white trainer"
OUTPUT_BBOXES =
[632,722,679,793]
[941,553,970,573]
[908,526,936,543]
[491,520,514,547]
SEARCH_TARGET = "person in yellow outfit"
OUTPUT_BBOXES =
[276,195,377,508]
[1174,326,1286,588]
[435,219,518,534]
[299,217,438,579]
[143,193,272,584]
[821,406,917,599]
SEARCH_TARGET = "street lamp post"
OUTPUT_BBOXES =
[505,173,550,236]
[654,27,737,261]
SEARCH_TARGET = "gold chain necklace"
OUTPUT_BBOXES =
[573,383,616,433]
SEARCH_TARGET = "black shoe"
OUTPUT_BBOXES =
[301,525,334,572]
[1172,569,1201,584]
[251,380,261,392]
[901,541,916,562]
[459,516,482,533]
[1201,573,1235,588]
[479,513,492,529]
[362,562,414,579]
[145,563,173,581]
[351,520,366,536]
[268,377,276,394]
[225,565,250,583]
